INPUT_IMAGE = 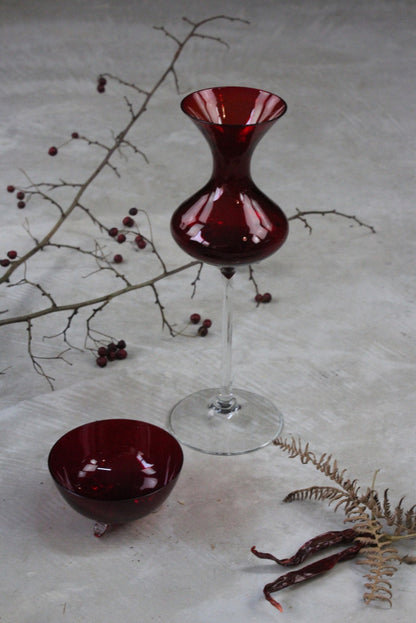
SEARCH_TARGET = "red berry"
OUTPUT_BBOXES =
[106,343,118,361]
[7,250,17,259]
[117,340,126,349]
[136,238,146,249]
[190,313,201,324]
[262,292,272,303]
[108,227,118,237]
[16,191,25,200]
[48,146,58,156]
[7,185,15,193]
[97,346,107,357]
[255,293,264,303]
[71,132,79,139]
[129,207,138,216]
[117,233,126,243]
[113,254,123,264]
[97,84,106,93]
[116,348,127,360]
[96,356,107,368]
[198,325,208,337]
[0,258,10,267]
[98,76,107,86]
[17,200,26,209]
[202,318,212,328]
[122,216,134,227]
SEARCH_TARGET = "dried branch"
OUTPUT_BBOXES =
[0,14,247,287]
[26,319,72,389]
[0,15,250,384]
[0,260,199,328]
[289,209,376,234]
[1,14,376,389]
[248,265,261,301]
[99,72,150,96]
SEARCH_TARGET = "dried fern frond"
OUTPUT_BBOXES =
[274,437,361,500]
[284,485,343,504]
[284,485,355,513]
[357,488,416,536]
[363,579,394,608]
[354,518,399,608]
[276,437,416,535]
[274,437,317,463]
[404,505,416,533]
[399,554,416,564]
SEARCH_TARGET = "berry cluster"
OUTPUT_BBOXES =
[96,340,127,367]
[7,185,27,209]
[6,133,80,211]
[97,75,107,94]
[255,292,272,304]
[47,131,80,157]
[108,207,147,264]
[0,249,18,267]
[190,313,212,337]
[0,250,17,267]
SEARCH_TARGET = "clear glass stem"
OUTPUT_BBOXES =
[214,267,237,413]
[169,263,284,454]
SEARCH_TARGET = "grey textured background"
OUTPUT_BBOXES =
[1,1,415,621]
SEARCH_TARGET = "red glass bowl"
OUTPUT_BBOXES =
[48,419,183,534]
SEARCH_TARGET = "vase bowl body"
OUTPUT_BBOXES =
[171,86,288,267]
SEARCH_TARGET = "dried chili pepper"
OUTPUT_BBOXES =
[251,529,364,612]
[251,528,356,567]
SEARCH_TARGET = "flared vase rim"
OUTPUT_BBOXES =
[180,85,287,127]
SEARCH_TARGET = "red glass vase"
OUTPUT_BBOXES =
[169,87,288,455]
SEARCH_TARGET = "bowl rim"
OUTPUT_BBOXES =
[48,418,184,501]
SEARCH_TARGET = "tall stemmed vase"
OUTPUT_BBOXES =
[170,87,288,455]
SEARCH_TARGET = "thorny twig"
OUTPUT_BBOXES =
[0,16,248,386]
[289,209,376,234]
[0,15,248,287]
[1,261,200,328]
[0,15,375,388]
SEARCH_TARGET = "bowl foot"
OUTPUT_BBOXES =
[94,521,110,537]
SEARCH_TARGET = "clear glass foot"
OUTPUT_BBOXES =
[94,522,110,537]
[169,387,283,455]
